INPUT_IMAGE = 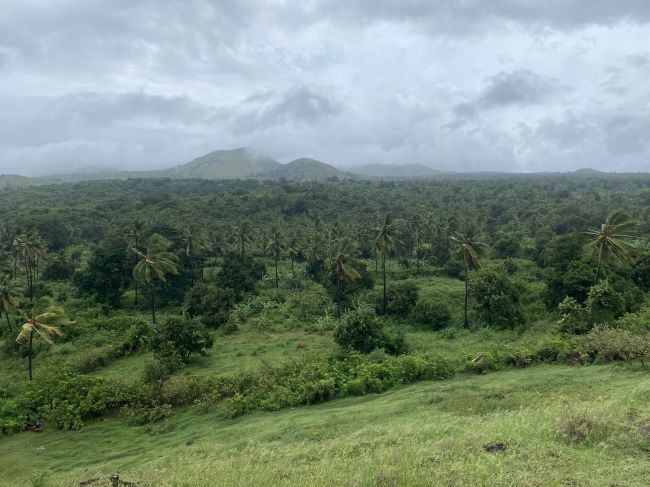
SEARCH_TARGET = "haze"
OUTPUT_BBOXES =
[1,1,649,176]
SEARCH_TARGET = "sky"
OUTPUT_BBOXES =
[1,1,649,175]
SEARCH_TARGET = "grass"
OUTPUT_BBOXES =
[2,260,647,485]
[1,364,649,486]
[100,323,336,380]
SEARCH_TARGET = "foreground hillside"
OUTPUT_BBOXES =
[1,364,648,486]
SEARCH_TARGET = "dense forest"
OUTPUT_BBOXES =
[1,173,650,485]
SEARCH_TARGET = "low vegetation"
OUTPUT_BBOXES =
[0,173,649,484]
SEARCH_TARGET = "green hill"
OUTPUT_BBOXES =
[347,163,445,179]
[271,157,349,181]
[165,147,282,180]
[0,174,50,190]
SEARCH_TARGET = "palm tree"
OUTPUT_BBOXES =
[182,225,209,285]
[374,214,397,315]
[129,234,178,324]
[16,297,71,380]
[207,224,229,279]
[586,210,638,283]
[408,214,424,275]
[287,237,300,278]
[266,224,284,288]
[0,274,18,333]
[330,237,361,319]
[450,229,489,328]
[18,232,47,300]
[235,221,253,260]
[124,221,146,305]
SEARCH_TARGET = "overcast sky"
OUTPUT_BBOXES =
[1,1,649,175]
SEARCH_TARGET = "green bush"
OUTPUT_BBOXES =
[411,300,452,330]
[333,307,407,354]
[69,345,116,373]
[377,281,419,316]
[470,269,524,329]
[151,315,214,370]
[184,283,235,327]
[557,281,628,334]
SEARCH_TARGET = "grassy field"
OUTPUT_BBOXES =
[1,363,649,486]
[1,261,647,486]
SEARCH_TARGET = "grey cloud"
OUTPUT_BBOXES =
[1,1,650,175]
[0,92,210,147]
[624,53,650,67]
[448,70,569,127]
[316,0,650,33]
[527,108,650,169]
[229,87,343,135]
[479,70,567,107]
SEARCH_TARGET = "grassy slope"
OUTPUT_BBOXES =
[1,364,649,486]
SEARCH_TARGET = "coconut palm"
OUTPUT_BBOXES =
[586,210,638,283]
[330,237,361,319]
[408,214,424,275]
[124,221,146,305]
[235,221,253,260]
[0,274,18,333]
[15,232,47,300]
[450,229,489,328]
[374,214,397,315]
[16,297,71,380]
[287,237,301,278]
[207,224,229,278]
[266,224,284,288]
[129,234,178,324]
[182,225,209,285]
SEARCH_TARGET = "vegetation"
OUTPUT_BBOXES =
[1,172,650,484]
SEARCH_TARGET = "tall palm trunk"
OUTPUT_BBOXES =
[274,257,279,288]
[4,311,12,333]
[290,256,295,278]
[594,242,604,284]
[416,239,420,276]
[382,251,387,314]
[28,330,33,381]
[150,286,157,324]
[464,265,469,329]
[336,273,341,320]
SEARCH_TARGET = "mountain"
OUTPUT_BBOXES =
[0,174,51,190]
[573,168,603,175]
[270,158,349,181]
[346,164,445,179]
[165,148,282,179]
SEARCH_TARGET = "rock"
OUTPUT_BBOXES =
[483,442,507,453]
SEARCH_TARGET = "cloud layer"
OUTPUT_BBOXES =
[0,1,649,175]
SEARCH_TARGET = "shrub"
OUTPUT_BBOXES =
[558,281,628,334]
[184,283,235,327]
[556,408,611,444]
[586,280,626,323]
[463,352,500,374]
[333,307,407,354]
[612,306,650,333]
[574,327,650,364]
[411,300,452,330]
[557,297,592,334]
[216,253,265,298]
[69,345,116,373]
[470,269,525,329]
[151,315,214,370]
[377,281,419,316]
